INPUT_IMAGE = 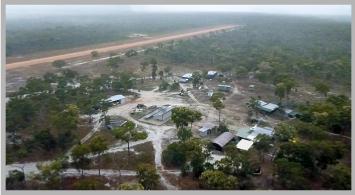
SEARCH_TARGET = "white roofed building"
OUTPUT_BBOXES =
[106,95,126,104]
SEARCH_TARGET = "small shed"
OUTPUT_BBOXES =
[212,132,235,151]
[207,71,218,79]
[218,84,233,92]
[236,139,254,151]
[198,124,216,137]
[182,73,193,80]
[256,100,279,113]
[106,95,126,104]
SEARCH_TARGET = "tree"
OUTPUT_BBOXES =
[164,66,172,76]
[210,93,225,125]
[71,144,91,176]
[273,158,309,190]
[52,60,66,68]
[177,127,192,142]
[158,70,164,80]
[151,64,158,80]
[91,51,99,58]
[171,107,202,129]
[322,163,351,190]
[276,143,316,172]
[33,129,57,151]
[246,96,259,118]
[171,107,191,129]
[274,123,296,142]
[106,55,123,69]
[89,136,108,176]
[314,82,330,97]
[136,163,159,190]
[73,177,106,190]
[199,170,238,190]
[162,142,187,167]
[36,157,68,189]
[150,57,157,66]
[6,170,25,190]
[125,49,138,57]
[113,121,147,157]
[118,182,144,190]
[310,140,345,170]
[275,82,286,104]
[254,134,273,162]
[191,71,202,88]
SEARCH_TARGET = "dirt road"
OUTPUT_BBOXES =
[6,25,236,70]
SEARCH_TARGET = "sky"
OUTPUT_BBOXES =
[6,5,351,18]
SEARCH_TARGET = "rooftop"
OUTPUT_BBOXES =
[256,100,279,112]
[236,139,254,151]
[182,73,193,79]
[106,95,125,102]
[212,132,235,148]
[236,125,274,140]
[208,71,217,75]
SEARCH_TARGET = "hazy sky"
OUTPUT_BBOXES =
[6,5,351,18]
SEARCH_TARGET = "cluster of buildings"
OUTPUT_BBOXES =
[208,125,274,151]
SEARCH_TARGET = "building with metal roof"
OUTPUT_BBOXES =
[236,125,274,141]
[236,139,254,151]
[144,105,173,121]
[106,95,126,104]
[198,123,216,137]
[212,132,235,151]
[218,84,233,92]
[207,71,218,79]
[256,100,279,113]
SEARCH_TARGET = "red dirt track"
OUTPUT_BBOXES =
[6,25,236,70]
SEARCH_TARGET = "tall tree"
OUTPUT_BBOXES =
[151,64,158,80]
[314,82,330,97]
[136,163,160,190]
[199,170,238,190]
[275,82,286,104]
[191,71,202,88]
[113,121,147,157]
[254,134,273,162]
[71,144,91,177]
[210,93,225,125]
[89,136,108,176]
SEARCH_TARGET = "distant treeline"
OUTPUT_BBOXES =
[154,14,351,87]
[6,13,242,57]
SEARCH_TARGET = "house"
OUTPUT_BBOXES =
[212,132,235,151]
[256,100,279,113]
[235,125,273,151]
[218,84,233,92]
[236,125,274,141]
[236,139,254,151]
[207,71,218,79]
[106,95,126,104]
[144,105,173,121]
[198,124,216,137]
